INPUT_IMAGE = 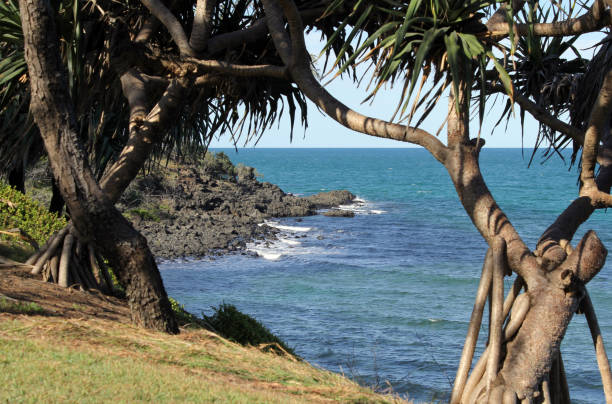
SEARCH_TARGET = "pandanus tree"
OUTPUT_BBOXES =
[11,0,612,400]
[11,0,312,332]
[259,0,612,401]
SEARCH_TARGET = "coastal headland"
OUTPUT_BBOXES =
[119,160,356,259]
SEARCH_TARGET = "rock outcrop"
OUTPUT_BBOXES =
[119,164,355,259]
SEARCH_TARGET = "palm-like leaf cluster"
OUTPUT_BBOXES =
[494,2,589,159]
[320,0,602,157]
[321,0,505,127]
[0,0,311,180]
[0,0,37,176]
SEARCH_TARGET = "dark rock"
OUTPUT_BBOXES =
[305,190,355,209]
[323,209,355,218]
[119,162,355,259]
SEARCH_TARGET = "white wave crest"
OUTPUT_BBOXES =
[268,223,311,232]
[251,249,282,260]
[280,239,301,246]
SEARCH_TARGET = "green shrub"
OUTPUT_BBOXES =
[205,303,296,356]
[200,152,236,180]
[126,208,160,222]
[169,297,202,327]
[0,181,66,245]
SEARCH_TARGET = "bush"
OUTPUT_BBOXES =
[205,303,296,356]
[200,152,236,180]
[168,297,203,327]
[0,181,66,245]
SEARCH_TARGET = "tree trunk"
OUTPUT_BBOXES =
[444,106,608,401]
[19,0,178,334]
[49,178,65,215]
[8,162,25,194]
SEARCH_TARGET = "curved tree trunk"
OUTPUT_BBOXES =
[258,2,612,398]
[19,0,178,334]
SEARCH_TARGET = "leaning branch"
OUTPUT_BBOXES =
[206,7,324,55]
[536,86,612,266]
[100,77,186,202]
[185,58,288,79]
[511,91,585,145]
[140,0,193,56]
[485,3,612,38]
[190,0,216,52]
[261,0,449,164]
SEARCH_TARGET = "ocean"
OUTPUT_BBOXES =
[160,148,612,403]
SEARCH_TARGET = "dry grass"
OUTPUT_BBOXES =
[0,313,408,403]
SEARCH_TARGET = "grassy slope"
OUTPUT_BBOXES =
[0,314,405,403]
[0,175,408,404]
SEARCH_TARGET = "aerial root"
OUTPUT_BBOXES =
[30,226,69,275]
[582,291,612,403]
[548,350,570,404]
[24,225,116,295]
[486,238,506,395]
[541,376,552,404]
[450,248,494,403]
[459,288,529,403]
[453,237,531,404]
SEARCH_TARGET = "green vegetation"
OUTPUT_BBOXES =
[169,299,296,357]
[205,303,296,357]
[0,181,66,245]
[168,297,205,328]
[0,297,45,315]
[0,316,404,403]
[200,151,237,180]
[126,207,161,222]
[0,181,66,262]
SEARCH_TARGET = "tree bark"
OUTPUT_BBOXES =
[8,163,25,194]
[19,0,178,334]
[49,178,65,215]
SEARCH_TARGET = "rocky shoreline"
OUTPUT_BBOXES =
[119,162,355,259]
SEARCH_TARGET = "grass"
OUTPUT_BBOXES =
[0,239,35,263]
[0,298,45,315]
[0,314,407,403]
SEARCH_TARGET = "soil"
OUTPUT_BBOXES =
[0,266,129,322]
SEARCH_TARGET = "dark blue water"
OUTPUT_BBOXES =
[160,148,612,403]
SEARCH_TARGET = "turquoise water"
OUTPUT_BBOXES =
[160,148,612,403]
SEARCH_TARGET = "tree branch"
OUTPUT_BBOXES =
[134,16,158,43]
[511,91,585,145]
[140,0,193,56]
[100,76,186,202]
[185,58,288,79]
[579,68,612,207]
[206,7,324,55]
[536,126,612,267]
[485,4,612,38]
[261,0,449,164]
[190,0,216,52]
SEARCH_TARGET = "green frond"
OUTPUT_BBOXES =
[320,0,503,125]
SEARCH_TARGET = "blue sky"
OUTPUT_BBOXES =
[210,32,602,149]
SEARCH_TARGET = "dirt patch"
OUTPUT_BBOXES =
[0,266,129,323]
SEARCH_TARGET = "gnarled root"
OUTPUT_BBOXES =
[26,225,116,294]
[455,231,612,403]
